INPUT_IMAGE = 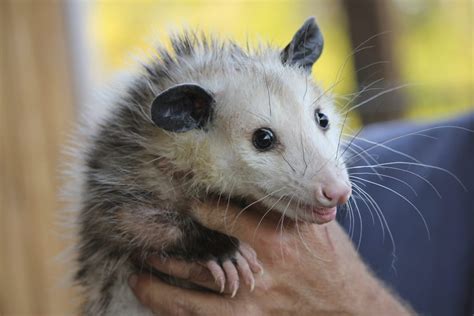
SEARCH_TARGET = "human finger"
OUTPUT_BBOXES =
[190,200,285,244]
[129,273,235,315]
[147,257,224,293]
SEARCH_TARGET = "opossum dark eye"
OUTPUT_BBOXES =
[253,128,276,151]
[315,111,329,130]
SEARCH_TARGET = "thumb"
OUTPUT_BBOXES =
[190,199,285,244]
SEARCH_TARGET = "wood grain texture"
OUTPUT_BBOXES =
[1,1,77,315]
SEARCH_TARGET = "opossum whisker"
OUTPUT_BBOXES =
[342,84,413,115]
[281,200,293,261]
[351,181,397,265]
[351,182,386,241]
[343,133,422,165]
[311,44,377,108]
[348,161,466,191]
[335,111,349,161]
[294,198,331,262]
[346,195,355,238]
[347,191,364,250]
[342,142,383,180]
[347,134,441,188]
[350,29,392,55]
[292,203,303,262]
[372,165,442,198]
[230,187,286,233]
[346,193,366,242]
[355,186,385,239]
[334,86,383,101]
[351,175,431,240]
[310,78,341,108]
[335,80,410,162]
[343,125,473,167]
[339,124,366,161]
[280,152,297,173]
[333,85,385,105]
[350,172,418,196]
[337,78,385,112]
[355,60,390,74]
[349,189,376,226]
[333,79,386,114]
[299,130,309,177]
[252,194,287,242]
[311,31,391,108]
[311,152,335,176]
[276,194,295,263]
[341,138,376,160]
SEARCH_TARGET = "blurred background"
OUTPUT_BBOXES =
[1,0,472,315]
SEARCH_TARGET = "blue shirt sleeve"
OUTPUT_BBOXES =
[337,113,474,315]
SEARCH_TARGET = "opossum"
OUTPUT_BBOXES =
[70,17,352,315]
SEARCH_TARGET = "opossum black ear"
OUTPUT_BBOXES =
[281,17,324,72]
[150,84,214,132]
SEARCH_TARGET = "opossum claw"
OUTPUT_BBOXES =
[205,242,261,296]
[222,260,239,297]
[235,251,255,292]
[206,260,226,293]
[238,242,264,275]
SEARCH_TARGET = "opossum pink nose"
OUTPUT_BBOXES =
[322,185,351,205]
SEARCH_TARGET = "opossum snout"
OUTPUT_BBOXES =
[317,182,351,207]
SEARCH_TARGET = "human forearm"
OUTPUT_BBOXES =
[320,222,413,315]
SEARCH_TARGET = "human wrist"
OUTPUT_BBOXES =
[340,264,413,315]
[290,222,413,315]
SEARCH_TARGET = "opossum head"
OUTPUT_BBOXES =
[150,18,351,224]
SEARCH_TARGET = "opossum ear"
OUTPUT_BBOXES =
[281,17,324,72]
[151,83,214,132]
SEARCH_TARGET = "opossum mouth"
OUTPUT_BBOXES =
[301,205,337,224]
[251,192,338,225]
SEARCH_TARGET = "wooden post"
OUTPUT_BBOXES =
[0,1,77,315]
[341,0,407,124]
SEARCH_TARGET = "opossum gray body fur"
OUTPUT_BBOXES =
[70,17,351,315]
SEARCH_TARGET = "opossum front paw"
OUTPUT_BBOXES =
[205,241,262,297]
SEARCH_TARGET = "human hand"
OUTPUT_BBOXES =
[129,200,413,315]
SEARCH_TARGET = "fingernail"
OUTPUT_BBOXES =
[128,275,138,288]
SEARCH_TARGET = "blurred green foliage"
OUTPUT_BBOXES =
[88,0,473,125]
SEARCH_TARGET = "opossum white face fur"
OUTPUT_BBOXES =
[150,18,351,224]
